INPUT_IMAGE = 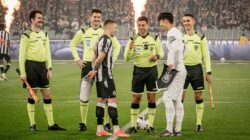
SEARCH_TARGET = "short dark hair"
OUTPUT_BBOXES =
[91,9,102,15]
[183,14,195,20]
[137,16,148,24]
[104,19,116,26]
[0,23,5,30]
[29,10,43,22]
[158,12,174,23]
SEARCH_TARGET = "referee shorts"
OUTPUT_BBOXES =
[24,60,50,89]
[132,65,158,93]
[183,64,204,91]
[0,54,11,63]
[81,61,92,78]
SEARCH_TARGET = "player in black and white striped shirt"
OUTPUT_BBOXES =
[0,23,11,81]
[87,19,130,137]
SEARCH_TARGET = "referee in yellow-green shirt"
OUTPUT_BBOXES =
[19,10,66,131]
[182,14,212,132]
[69,9,120,132]
[124,16,164,134]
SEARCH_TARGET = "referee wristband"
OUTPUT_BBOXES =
[206,72,212,75]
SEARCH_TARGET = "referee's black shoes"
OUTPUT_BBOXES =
[48,124,66,131]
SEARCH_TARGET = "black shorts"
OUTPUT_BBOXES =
[0,54,11,63]
[24,60,50,89]
[184,64,204,91]
[96,78,116,98]
[81,61,92,78]
[132,65,158,93]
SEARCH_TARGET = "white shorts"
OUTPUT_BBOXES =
[163,68,187,101]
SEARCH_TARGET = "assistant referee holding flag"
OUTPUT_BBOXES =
[19,10,66,131]
[182,14,212,132]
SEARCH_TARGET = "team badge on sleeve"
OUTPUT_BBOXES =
[168,36,176,43]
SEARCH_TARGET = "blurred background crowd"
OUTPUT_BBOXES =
[1,0,249,40]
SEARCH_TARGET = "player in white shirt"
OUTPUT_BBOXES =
[158,12,187,137]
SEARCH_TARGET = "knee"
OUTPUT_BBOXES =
[132,95,141,104]
[147,94,156,103]
[195,92,203,100]
[79,93,90,103]
[43,93,51,100]
[41,89,51,99]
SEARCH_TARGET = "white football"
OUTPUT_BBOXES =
[137,116,148,130]
[220,57,225,63]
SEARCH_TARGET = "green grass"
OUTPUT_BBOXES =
[0,61,250,140]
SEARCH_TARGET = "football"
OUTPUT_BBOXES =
[137,116,148,130]
[220,57,226,63]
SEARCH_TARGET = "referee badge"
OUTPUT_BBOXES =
[194,45,198,50]
[86,40,91,46]
[136,47,142,55]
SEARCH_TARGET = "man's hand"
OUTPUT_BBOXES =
[47,69,53,80]
[20,76,27,82]
[149,55,158,62]
[76,60,86,69]
[86,70,97,80]
[206,74,212,83]
[167,64,174,71]
[129,41,135,49]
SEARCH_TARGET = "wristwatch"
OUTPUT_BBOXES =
[206,72,212,75]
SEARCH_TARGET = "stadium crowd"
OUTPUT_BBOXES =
[1,0,249,39]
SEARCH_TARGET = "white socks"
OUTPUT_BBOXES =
[163,97,184,132]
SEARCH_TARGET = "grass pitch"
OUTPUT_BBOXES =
[0,61,250,140]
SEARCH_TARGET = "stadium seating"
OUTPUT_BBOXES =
[2,0,249,40]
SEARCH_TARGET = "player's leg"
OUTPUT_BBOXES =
[41,89,66,130]
[79,77,92,131]
[37,62,65,131]
[161,96,175,137]
[127,66,145,134]
[41,89,54,127]
[182,67,190,103]
[79,62,92,131]
[173,99,184,136]
[190,65,205,132]
[27,90,38,131]
[146,92,156,133]
[106,79,130,137]
[128,93,142,132]
[146,66,158,133]
[0,55,4,81]
[95,80,112,136]
[1,54,11,80]
[24,60,39,131]
[161,68,186,137]
[194,91,204,132]
[173,69,186,136]
[104,100,112,132]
